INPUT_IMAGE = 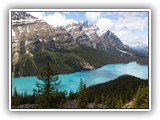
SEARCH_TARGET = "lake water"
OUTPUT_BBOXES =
[12,62,148,95]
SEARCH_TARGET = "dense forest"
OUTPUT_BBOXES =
[86,75,148,108]
[12,63,149,109]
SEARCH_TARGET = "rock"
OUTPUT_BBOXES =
[122,101,134,108]
[64,100,94,108]
[16,104,37,109]
[64,100,77,108]
[80,62,94,70]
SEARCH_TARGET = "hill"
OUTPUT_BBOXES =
[86,75,148,108]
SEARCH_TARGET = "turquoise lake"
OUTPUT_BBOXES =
[12,62,148,95]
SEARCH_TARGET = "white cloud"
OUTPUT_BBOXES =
[96,18,113,31]
[125,17,148,32]
[115,13,148,33]
[27,12,77,27]
[114,30,130,39]
[86,12,102,21]
[95,12,148,47]
[96,12,148,32]
[120,35,148,47]
[42,12,77,27]
[27,11,148,48]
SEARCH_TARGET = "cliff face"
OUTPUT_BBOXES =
[12,12,74,65]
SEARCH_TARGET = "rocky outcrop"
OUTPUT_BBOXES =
[80,62,94,70]
[122,101,134,108]
[75,33,92,47]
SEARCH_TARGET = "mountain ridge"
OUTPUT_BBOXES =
[12,12,147,58]
[64,21,147,58]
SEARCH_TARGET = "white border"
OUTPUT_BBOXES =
[9,9,151,111]
[149,9,152,111]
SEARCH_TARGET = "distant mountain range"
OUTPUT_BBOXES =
[11,12,148,77]
[130,46,148,55]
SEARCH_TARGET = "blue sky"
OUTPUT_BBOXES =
[28,11,149,48]
[46,12,87,22]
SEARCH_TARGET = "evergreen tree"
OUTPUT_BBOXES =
[79,78,84,90]
[12,87,21,108]
[133,85,149,108]
[104,97,111,108]
[68,90,76,101]
[115,99,124,108]
[34,63,61,108]
[76,78,88,108]
[93,97,99,108]
[51,89,66,108]
[101,93,106,108]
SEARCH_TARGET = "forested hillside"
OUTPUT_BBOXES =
[12,44,148,77]
[86,75,148,108]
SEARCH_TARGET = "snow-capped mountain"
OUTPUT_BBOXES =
[65,21,147,58]
[11,11,147,65]
[12,11,74,65]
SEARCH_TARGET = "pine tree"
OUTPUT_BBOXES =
[34,63,61,108]
[76,78,88,108]
[12,87,21,108]
[133,85,149,108]
[68,90,76,101]
[104,96,111,108]
[101,93,106,108]
[115,99,123,108]
[93,97,99,108]
[56,89,67,108]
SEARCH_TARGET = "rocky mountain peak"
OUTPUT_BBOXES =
[100,30,123,45]
[101,30,112,38]
[82,21,89,27]
[12,12,40,26]
[12,11,37,20]
[64,21,146,57]
[12,11,74,44]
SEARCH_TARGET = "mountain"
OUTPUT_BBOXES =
[12,12,74,66]
[131,46,148,55]
[12,12,146,59]
[65,21,147,58]
[12,12,74,46]
[11,12,148,77]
